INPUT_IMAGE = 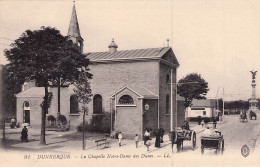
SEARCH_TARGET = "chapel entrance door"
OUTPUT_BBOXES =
[24,110,30,124]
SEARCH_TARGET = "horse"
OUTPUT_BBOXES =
[170,131,183,153]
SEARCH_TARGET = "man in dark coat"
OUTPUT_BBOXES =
[21,126,28,142]
[159,127,165,143]
[154,129,161,148]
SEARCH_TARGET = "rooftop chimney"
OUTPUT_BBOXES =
[108,38,118,53]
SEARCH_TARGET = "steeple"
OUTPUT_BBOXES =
[68,1,84,53]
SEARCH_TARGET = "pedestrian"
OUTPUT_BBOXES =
[146,139,151,152]
[203,126,212,136]
[144,129,150,146]
[21,126,28,142]
[201,120,205,128]
[155,129,161,148]
[10,117,16,129]
[118,132,123,146]
[159,127,165,143]
[135,134,139,148]
[213,117,217,129]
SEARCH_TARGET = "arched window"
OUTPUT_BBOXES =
[70,95,79,114]
[118,95,134,104]
[166,95,170,114]
[93,94,102,114]
[23,101,30,107]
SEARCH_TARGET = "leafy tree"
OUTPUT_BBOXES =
[4,26,90,145]
[2,65,23,119]
[73,67,92,150]
[177,73,209,108]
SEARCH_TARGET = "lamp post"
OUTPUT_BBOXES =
[82,105,86,150]
[169,76,199,131]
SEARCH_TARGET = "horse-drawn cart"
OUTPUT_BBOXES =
[239,113,248,123]
[201,135,224,155]
[249,111,257,120]
[169,127,196,152]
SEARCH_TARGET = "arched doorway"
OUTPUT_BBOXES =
[23,101,30,124]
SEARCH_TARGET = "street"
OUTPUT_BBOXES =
[1,115,260,167]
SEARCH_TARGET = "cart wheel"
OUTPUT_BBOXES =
[191,131,196,150]
[221,140,224,155]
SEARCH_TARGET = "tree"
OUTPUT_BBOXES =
[4,26,90,145]
[177,73,209,108]
[73,68,92,150]
[2,65,23,118]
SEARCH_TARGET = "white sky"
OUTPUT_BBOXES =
[0,0,260,101]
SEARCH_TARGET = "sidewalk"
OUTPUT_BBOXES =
[1,122,217,153]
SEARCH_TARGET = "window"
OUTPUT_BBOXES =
[23,101,30,107]
[203,111,206,115]
[93,94,102,114]
[118,95,134,104]
[166,95,170,114]
[70,95,79,114]
[191,108,205,110]
[166,74,170,83]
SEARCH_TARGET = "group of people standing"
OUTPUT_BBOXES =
[143,128,165,151]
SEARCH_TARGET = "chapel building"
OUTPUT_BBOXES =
[15,3,185,138]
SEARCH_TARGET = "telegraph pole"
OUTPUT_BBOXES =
[222,88,225,116]
[170,69,173,131]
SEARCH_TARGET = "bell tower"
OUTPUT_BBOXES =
[68,1,84,53]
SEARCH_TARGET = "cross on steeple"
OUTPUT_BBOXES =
[166,38,170,47]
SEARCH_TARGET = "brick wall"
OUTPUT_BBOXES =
[88,60,159,116]
[115,87,142,139]
[143,99,158,133]
[16,97,43,128]
[159,51,177,132]
[16,86,84,130]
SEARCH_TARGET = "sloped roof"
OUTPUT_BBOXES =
[86,47,171,62]
[111,86,158,99]
[16,87,45,98]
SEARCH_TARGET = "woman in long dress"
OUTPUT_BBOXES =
[155,129,160,148]
[21,126,28,142]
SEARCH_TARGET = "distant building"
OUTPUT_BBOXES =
[15,3,185,138]
[187,99,217,122]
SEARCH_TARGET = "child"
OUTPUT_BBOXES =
[118,132,123,146]
[146,139,151,152]
[135,134,139,148]
[201,120,205,128]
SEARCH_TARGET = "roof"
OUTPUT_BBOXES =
[86,47,172,62]
[16,87,45,98]
[67,4,81,38]
[111,86,158,99]
[191,99,216,108]
[177,95,185,101]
